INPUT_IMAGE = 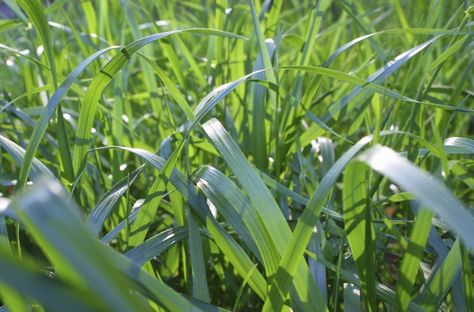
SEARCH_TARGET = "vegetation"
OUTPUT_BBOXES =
[0,0,473,311]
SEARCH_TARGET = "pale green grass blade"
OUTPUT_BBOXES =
[88,146,268,300]
[0,134,55,182]
[359,145,474,249]
[194,165,278,275]
[12,179,150,312]
[444,137,474,154]
[11,177,207,311]
[193,166,264,263]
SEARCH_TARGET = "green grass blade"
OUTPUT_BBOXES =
[263,134,376,311]
[87,165,143,236]
[12,179,151,311]
[0,134,55,182]
[396,208,433,311]
[202,118,328,311]
[125,226,188,267]
[343,162,376,311]
[359,145,474,249]
[18,46,119,190]
[0,243,106,312]
[16,0,57,87]
[72,28,246,174]
[418,240,461,311]
[194,165,278,275]
[188,209,210,302]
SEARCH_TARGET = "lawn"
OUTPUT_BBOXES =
[0,0,473,311]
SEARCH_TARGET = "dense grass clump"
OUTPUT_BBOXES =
[0,0,473,311]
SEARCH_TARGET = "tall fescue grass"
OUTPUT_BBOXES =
[0,0,473,311]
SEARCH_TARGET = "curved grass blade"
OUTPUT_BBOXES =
[17,0,57,87]
[359,145,474,249]
[0,134,55,182]
[138,53,194,120]
[444,137,474,154]
[194,165,277,274]
[262,133,376,311]
[192,65,471,137]
[125,226,188,267]
[0,243,106,312]
[72,28,246,174]
[12,179,150,311]
[18,46,120,190]
[87,165,144,236]
[202,118,328,311]
[12,178,205,311]
[89,147,268,299]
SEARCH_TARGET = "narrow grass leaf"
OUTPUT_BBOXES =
[359,145,474,249]
[202,118,328,311]
[396,208,433,311]
[343,162,376,311]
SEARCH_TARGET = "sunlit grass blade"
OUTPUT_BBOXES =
[18,46,120,190]
[396,208,433,311]
[72,28,246,174]
[359,145,474,249]
[418,240,461,311]
[202,118,328,311]
[343,162,376,311]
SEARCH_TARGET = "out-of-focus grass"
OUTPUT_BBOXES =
[0,0,473,311]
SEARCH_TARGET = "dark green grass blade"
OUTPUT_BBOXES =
[418,240,462,311]
[87,165,143,236]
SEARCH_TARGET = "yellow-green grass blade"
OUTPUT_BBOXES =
[72,28,246,175]
[396,208,433,311]
[18,46,120,190]
[418,240,462,311]
[343,162,376,311]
